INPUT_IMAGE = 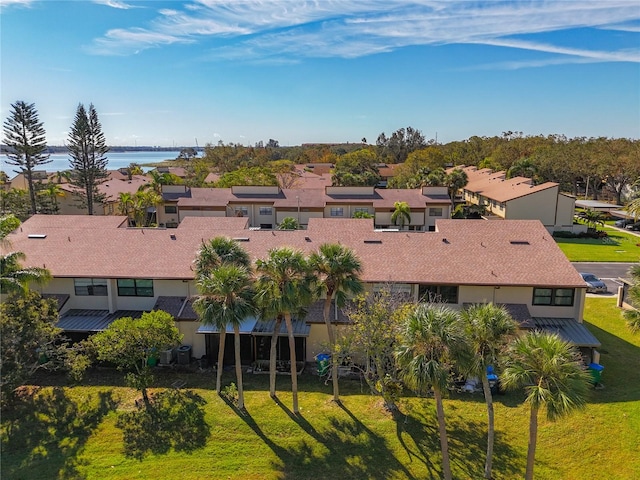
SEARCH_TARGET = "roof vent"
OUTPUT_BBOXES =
[364,239,382,244]
[305,236,312,242]
[442,238,450,244]
[510,240,530,245]
[170,234,177,240]
[28,234,47,239]
[233,237,250,242]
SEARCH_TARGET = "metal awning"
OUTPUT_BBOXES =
[252,318,311,337]
[197,317,258,334]
[530,317,601,348]
[57,309,145,332]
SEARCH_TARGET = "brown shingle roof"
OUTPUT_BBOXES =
[461,166,559,203]
[5,215,584,289]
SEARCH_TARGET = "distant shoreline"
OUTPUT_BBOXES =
[0,146,204,154]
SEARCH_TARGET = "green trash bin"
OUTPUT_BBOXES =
[588,363,604,384]
[316,353,330,376]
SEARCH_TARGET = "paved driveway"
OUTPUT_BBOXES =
[572,262,635,295]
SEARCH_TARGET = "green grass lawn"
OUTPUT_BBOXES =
[555,227,640,262]
[2,298,639,480]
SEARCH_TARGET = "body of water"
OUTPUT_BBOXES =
[1,151,182,174]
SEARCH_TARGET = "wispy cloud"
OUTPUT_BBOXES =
[87,0,640,67]
[92,0,137,10]
[0,0,34,11]
[87,28,194,55]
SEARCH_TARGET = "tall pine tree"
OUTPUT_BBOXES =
[3,101,51,215]
[67,103,109,215]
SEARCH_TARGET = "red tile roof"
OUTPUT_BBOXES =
[5,215,584,288]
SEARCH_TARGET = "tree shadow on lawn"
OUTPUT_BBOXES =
[395,399,522,479]
[116,389,210,460]
[1,386,118,480]
[222,394,416,480]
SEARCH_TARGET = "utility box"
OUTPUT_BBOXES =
[159,348,175,365]
[177,345,192,365]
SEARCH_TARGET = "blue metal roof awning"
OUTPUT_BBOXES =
[197,317,258,334]
[531,317,601,348]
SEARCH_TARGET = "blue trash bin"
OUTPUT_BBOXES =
[588,363,604,384]
[316,353,330,376]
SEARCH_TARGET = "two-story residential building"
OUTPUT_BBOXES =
[4,215,600,369]
[455,166,578,233]
[159,185,452,231]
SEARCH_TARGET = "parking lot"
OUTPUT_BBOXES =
[573,261,634,296]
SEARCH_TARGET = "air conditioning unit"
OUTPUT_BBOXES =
[159,348,175,365]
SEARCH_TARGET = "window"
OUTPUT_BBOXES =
[234,206,248,217]
[164,205,177,214]
[354,207,369,214]
[330,207,344,217]
[74,278,108,296]
[259,207,273,216]
[418,285,458,304]
[117,278,154,297]
[429,207,443,217]
[532,288,574,306]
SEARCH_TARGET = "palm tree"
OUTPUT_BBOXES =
[142,169,178,195]
[193,236,253,393]
[397,304,468,480]
[278,217,299,230]
[194,236,251,278]
[461,303,517,479]
[507,157,538,181]
[581,208,604,231]
[118,192,135,226]
[623,263,640,333]
[501,331,591,480]
[1,251,51,295]
[38,182,65,214]
[193,263,257,407]
[391,201,411,230]
[309,243,363,402]
[626,197,640,221]
[126,163,144,180]
[444,168,469,211]
[132,190,162,227]
[255,247,313,414]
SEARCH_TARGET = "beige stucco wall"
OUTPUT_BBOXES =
[276,209,323,226]
[459,284,584,320]
[177,321,206,358]
[555,194,576,230]
[505,187,559,226]
[374,210,425,228]
[38,278,194,313]
[425,205,449,229]
[178,209,225,222]
[306,323,352,363]
[324,204,377,220]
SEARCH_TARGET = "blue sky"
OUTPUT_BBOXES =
[1,0,639,147]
